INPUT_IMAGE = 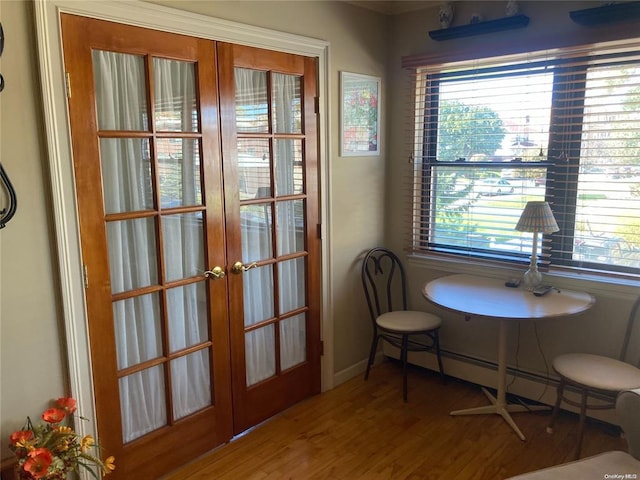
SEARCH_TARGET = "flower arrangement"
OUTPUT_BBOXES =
[8,397,115,479]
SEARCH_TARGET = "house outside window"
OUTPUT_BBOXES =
[407,41,640,277]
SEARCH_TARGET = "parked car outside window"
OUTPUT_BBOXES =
[474,178,515,196]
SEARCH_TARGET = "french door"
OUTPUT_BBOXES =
[61,14,321,479]
[217,42,322,432]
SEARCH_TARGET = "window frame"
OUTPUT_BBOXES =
[412,47,640,278]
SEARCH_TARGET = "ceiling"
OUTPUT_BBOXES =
[346,1,442,15]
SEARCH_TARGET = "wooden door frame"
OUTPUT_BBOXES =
[34,1,332,467]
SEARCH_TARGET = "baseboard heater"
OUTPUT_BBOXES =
[384,344,619,425]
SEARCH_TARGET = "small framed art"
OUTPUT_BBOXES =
[340,71,381,156]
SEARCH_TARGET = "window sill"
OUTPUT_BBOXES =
[407,253,639,298]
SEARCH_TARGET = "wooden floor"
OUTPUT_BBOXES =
[163,361,626,480]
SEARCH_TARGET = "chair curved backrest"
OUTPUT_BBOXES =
[620,295,640,365]
[361,248,408,324]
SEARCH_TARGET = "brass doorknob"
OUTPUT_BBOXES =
[231,261,258,274]
[204,266,226,279]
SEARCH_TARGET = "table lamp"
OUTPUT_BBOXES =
[515,201,559,289]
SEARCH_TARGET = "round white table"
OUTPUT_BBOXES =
[423,273,595,441]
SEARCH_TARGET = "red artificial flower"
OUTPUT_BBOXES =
[56,397,77,414]
[42,408,66,424]
[23,448,53,479]
[9,430,34,447]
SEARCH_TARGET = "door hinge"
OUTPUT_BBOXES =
[82,264,88,289]
[314,96,320,114]
[317,223,322,239]
[65,72,71,99]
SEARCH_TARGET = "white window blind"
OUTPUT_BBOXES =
[404,40,640,277]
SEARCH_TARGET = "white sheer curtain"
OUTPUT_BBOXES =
[153,58,210,422]
[274,75,306,372]
[93,54,309,440]
[94,51,209,443]
[235,69,306,385]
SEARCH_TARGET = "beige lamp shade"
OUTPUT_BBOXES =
[515,201,559,234]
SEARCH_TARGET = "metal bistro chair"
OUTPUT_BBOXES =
[362,247,444,402]
[547,294,640,459]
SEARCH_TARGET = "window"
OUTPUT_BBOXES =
[406,41,640,277]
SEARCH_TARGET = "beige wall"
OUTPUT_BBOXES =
[0,0,68,461]
[0,0,389,461]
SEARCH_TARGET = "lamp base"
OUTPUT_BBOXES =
[521,267,543,290]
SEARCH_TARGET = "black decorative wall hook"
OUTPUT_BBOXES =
[0,21,17,228]
[0,22,4,92]
[0,163,17,228]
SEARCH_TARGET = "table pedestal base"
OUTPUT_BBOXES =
[451,387,550,441]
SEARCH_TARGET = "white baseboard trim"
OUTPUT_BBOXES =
[333,351,386,387]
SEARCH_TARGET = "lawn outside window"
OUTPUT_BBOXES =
[405,40,640,278]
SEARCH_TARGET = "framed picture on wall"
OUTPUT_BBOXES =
[340,71,381,156]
